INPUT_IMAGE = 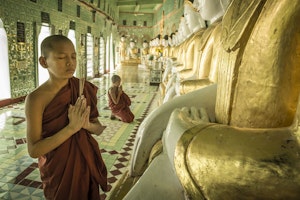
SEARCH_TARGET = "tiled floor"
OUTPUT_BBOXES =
[0,64,159,199]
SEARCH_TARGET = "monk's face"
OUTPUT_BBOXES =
[113,80,121,87]
[42,40,77,79]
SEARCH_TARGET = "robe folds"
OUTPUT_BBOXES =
[108,90,134,123]
[39,77,107,200]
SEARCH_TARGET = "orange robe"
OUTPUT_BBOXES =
[39,77,107,200]
[108,90,134,123]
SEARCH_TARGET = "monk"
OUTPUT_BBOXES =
[108,74,134,123]
[25,35,108,200]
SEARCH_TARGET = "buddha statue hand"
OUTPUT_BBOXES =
[129,84,217,176]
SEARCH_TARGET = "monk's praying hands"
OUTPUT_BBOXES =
[68,96,90,133]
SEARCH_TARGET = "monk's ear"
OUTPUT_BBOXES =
[39,56,48,68]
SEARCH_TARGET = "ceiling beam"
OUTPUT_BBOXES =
[117,0,163,6]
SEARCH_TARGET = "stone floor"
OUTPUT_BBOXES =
[0,64,159,199]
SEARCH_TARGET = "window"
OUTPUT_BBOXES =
[77,5,81,18]
[68,23,76,48]
[17,22,25,43]
[38,24,51,86]
[58,0,62,12]
[0,19,11,99]
[133,20,137,26]
[86,33,94,78]
[87,26,91,33]
[41,12,50,23]
[123,20,126,25]
[143,21,147,26]
[69,21,76,30]
[92,11,96,23]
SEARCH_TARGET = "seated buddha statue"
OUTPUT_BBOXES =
[141,40,149,65]
[161,35,170,60]
[122,0,300,199]
[175,1,300,198]
[168,32,176,57]
[127,40,139,60]
[141,40,149,56]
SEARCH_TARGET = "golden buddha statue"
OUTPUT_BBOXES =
[119,0,300,199]
[168,33,176,57]
[174,0,300,199]
[161,35,170,59]
[141,40,149,65]
[127,40,139,60]
[141,40,149,56]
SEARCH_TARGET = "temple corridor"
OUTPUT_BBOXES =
[0,64,159,200]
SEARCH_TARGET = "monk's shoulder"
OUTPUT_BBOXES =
[27,83,56,109]
[26,86,46,105]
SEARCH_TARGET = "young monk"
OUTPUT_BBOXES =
[108,75,134,123]
[25,35,108,200]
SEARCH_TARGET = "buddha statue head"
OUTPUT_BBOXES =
[184,0,206,33]
[169,33,175,47]
[142,40,149,48]
[120,35,126,42]
[154,34,161,46]
[129,40,136,48]
[161,35,169,47]
[172,30,179,46]
[195,0,231,24]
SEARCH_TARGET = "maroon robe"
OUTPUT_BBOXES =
[39,77,107,200]
[108,89,134,123]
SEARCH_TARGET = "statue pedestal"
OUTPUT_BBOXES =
[150,69,163,86]
[121,59,141,66]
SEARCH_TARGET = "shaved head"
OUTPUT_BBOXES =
[41,35,73,57]
[111,75,121,83]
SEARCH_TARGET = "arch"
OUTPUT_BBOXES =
[109,33,114,72]
[38,23,51,86]
[99,36,105,74]
[0,18,11,100]
[86,33,94,78]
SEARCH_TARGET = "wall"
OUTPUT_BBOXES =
[0,0,118,98]
[153,0,183,37]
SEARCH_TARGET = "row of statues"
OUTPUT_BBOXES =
[115,0,300,199]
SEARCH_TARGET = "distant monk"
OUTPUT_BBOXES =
[108,75,134,123]
[25,35,108,199]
